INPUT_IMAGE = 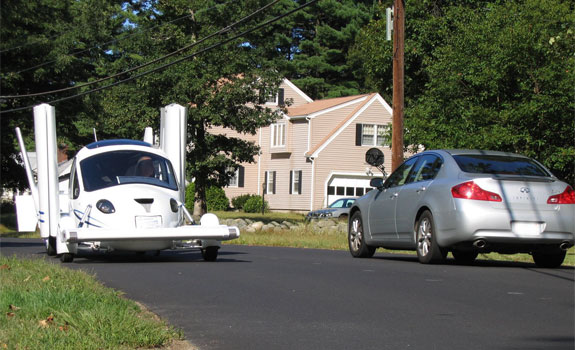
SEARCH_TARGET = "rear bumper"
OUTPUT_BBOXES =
[437,200,574,248]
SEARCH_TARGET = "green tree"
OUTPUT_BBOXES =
[408,0,574,184]
[245,0,376,100]
[351,0,574,184]
[99,0,285,216]
[0,0,131,191]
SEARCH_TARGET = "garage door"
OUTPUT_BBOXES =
[326,175,373,206]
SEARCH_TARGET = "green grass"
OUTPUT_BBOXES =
[0,255,182,350]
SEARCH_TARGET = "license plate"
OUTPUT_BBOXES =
[136,216,162,229]
[511,221,545,235]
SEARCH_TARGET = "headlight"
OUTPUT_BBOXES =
[96,199,115,214]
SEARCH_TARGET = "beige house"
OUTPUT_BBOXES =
[209,78,393,212]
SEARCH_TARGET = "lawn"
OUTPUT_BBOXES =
[0,255,183,350]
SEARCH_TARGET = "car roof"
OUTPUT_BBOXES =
[425,149,529,158]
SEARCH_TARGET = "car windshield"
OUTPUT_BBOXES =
[453,154,550,177]
[80,150,178,192]
[329,199,355,208]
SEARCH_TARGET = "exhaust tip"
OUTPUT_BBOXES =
[473,239,487,249]
[559,241,572,251]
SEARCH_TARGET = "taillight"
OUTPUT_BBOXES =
[547,186,575,204]
[451,181,502,202]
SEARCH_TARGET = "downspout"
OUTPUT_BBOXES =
[257,127,262,195]
[309,157,315,211]
[305,116,314,211]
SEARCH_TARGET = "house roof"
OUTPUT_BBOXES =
[305,93,384,158]
[287,94,371,118]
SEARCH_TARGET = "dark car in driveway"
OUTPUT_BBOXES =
[307,197,356,220]
[348,149,575,267]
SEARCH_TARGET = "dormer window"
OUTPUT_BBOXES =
[271,122,286,148]
[264,88,285,105]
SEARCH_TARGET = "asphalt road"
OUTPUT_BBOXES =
[1,238,574,350]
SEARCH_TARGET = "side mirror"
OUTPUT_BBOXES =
[370,177,384,189]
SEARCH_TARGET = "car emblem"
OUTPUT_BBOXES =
[520,187,530,193]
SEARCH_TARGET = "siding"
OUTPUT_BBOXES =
[258,118,311,211]
[281,80,312,107]
[311,100,392,209]
[309,101,364,154]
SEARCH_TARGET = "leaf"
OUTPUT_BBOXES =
[39,314,55,328]
[42,276,50,282]
[23,276,31,282]
[8,305,20,311]
[6,312,15,318]
[0,264,10,270]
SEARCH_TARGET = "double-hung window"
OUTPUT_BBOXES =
[227,166,244,188]
[290,170,302,195]
[264,171,276,194]
[356,123,389,147]
[271,123,286,148]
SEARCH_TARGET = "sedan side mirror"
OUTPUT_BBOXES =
[370,177,384,189]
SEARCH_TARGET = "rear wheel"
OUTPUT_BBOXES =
[60,253,74,263]
[348,211,376,258]
[532,250,566,268]
[415,210,445,264]
[202,246,219,262]
[452,249,478,265]
[45,236,57,256]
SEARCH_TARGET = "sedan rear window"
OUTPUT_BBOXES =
[453,155,550,177]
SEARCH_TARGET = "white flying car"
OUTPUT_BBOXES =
[15,103,239,262]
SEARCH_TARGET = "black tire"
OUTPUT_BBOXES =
[46,236,57,256]
[415,210,445,264]
[532,250,566,268]
[60,253,74,263]
[348,211,376,258]
[452,249,478,265]
[202,246,219,262]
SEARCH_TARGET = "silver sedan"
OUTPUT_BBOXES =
[348,149,575,267]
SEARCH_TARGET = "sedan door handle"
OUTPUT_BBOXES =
[390,193,399,199]
[416,186,427,193]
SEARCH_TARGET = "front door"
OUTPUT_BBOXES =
[368,157,419,241]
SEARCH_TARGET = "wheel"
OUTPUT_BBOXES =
[45,236,57,256]
[348,211,376,258]
[415,210,445,264]
[60,253,74,263]
[452,249,478,265]
[532,250,566,268]
[202,246,219,262]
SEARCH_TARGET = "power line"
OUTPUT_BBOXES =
[2,0,240,75]
[0,0,318,115]
[1,0,277,99]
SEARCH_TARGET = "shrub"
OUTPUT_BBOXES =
[185,183,195,210]
[243,196,269,213]
[231,194,256,210]
[206,186,229,211]
[185,184,229,212]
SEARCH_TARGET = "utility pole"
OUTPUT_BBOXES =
[391,0,405,172]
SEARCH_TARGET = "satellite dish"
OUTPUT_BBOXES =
[365,148,384,167]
